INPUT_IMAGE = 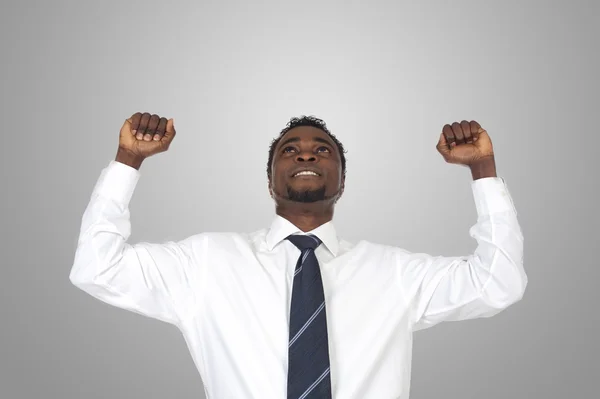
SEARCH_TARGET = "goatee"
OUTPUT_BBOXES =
[286,185,327,203]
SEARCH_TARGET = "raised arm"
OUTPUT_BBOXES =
[69,113,201,326]
[399,121,527,331]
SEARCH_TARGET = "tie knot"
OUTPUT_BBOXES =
[286,234,322,251]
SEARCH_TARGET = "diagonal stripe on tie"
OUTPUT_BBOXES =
[298,367,331,399]
[289,301,325,347]
[286,234,332,399]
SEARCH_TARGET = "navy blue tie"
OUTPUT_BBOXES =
[286,234,332,399]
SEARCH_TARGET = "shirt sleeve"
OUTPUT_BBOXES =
[69,161,202,326]
[397,177,527,332]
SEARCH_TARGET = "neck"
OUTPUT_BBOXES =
[275,202,334,232]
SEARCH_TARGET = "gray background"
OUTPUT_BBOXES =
[1,0,598,398]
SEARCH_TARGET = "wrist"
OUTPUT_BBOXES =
[115,148,144,170]
[469,155,497,180]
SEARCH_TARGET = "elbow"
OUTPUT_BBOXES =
[481,260,528,310]
[69,250,104,289]
[69,261,111,299]
[69,233,130,294]
[69,263,93,289]
[503,272,527,307]
[69,240,118,289]
[511,272,528,304]
[69,268,83,287]
[505,252,528,306]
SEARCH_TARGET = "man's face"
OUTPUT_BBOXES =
[269,126,344,203]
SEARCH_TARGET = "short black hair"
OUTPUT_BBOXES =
[266,115,347,182]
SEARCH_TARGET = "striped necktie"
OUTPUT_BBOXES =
[286,234,332,399]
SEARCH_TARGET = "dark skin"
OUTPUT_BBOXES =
[437,120,497,180]
[115,113,497,232]
[268,126,345,232]
[115,112,175,170]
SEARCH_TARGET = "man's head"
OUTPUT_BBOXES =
[267,116,347,204]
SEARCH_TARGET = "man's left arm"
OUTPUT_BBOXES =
[399,121,527,331]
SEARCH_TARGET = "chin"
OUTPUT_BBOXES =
[286,185,328,203]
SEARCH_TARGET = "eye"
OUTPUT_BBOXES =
[283,146,296,153]
[317,146,331,153]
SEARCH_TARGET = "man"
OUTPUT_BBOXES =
[70,112,527,399]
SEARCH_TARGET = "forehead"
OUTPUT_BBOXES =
[277,126,334,147]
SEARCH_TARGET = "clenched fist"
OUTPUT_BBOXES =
[116,112,176,169]
[436,120,494,166]
[436,120,497,180]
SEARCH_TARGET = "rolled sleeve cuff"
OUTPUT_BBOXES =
[91,160,141,204]
[471,177,517,216]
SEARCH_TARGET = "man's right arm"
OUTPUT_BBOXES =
[69,113,202,326]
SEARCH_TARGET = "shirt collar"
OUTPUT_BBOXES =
[265,214,339,257]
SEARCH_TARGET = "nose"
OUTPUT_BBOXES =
[296,150,316,163]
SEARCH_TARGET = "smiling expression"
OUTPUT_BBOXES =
[269,126,344,203]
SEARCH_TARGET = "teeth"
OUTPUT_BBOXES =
[294,171,319,177]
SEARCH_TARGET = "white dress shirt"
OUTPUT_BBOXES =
[70,160,527,399]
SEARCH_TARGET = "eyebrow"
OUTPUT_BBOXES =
[278,136,335,150]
